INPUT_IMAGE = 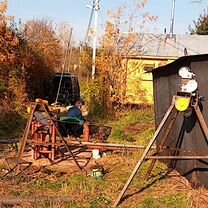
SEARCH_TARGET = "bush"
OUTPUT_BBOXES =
[0,111,26,138]
[81,78,106,119]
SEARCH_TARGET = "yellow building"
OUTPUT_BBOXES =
[124,33,208,104]
[125,56,176,104]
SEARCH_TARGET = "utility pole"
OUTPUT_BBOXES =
[170,0,176,37]
[92,0,99,79]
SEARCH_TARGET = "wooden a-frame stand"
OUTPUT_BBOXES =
[114,95,208,207]
[17,100,82,171]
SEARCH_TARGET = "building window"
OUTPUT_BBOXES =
[143,64,155,72]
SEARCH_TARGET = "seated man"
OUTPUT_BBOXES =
[67,100,90,142]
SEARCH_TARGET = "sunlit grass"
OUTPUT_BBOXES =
[108,108,155,145]
[138,192,188,208]
[0,108,193,208]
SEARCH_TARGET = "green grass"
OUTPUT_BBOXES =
[32,179,63,192]
[0,111,27,139]
[138,193,188,208]
[1,151,188,208]
[108,108,155,145]
[0,108,194,208]
[33,200,80,208]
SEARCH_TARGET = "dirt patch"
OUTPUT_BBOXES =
[125,123,153,135]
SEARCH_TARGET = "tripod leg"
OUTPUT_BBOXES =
[194,104,208,141]
[145,110,178,180]
[113,99,175,207]
[18,103,38,158]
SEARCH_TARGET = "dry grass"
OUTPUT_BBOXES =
[0,152,207,208]
[0,108,208,207]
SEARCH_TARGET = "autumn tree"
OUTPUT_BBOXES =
[0,4,64,109]
[80,0,157,117]
[0,0,28,111]
[22,18,63,99]
[95,0,157,111]
[189,8,208,35]
[80,43,93,78]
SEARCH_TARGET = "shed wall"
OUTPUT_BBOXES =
[153,55,208,188]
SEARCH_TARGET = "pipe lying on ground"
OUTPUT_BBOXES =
[68,141,157,150]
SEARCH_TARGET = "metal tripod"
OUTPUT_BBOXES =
[113,95,208,207]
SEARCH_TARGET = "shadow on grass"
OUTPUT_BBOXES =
[120,169,173,204]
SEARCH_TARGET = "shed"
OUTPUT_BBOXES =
[152,54,208,188]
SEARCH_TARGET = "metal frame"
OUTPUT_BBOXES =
[3,157,32,178]
[113,95,208,207]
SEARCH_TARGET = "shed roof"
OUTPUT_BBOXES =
[152,54,208,74]
[125,33,208,58]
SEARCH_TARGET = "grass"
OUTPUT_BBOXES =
[0,111,27,139]
[0,154,191,208]
[33,179,63,191]
[0,107,201,208]
[108,108,155,145]
[138,193,188,208]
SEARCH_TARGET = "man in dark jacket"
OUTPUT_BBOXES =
[67,100,90,141]
[67,100,84,120]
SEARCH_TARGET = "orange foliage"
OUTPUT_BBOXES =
[23,19,62,71]
[0,4,63,111]
[95,0,157,107]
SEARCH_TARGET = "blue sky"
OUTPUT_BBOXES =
[6,0,208,43]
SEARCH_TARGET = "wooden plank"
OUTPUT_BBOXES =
[0,139,19,144]
[194,104,208,142]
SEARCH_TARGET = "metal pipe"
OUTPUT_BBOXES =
[170,0,176,37]
[68,141,156,150]
[145,156,208,160]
